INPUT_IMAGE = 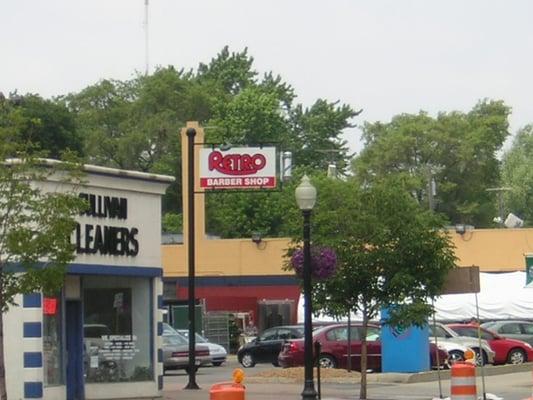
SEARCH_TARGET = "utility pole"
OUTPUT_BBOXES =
[486,187,512,225]
[426,165,437,211]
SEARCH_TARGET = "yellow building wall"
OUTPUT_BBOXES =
[162,228,533,277]
[162,237,294,277]
[449,228,533,272]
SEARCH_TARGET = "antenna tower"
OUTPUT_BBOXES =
[144,0,149,75]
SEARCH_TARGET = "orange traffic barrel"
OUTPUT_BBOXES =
[210,369,246,400]
[451,362,476,400]
[209,382,245,400]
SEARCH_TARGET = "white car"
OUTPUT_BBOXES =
[430,322,495,366]
[177,329,228,367]
[431,339,474,367]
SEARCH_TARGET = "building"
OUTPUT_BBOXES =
[5,161,173,400]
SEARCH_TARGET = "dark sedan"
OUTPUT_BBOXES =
[237,325,304,368]
[278,323,448,371]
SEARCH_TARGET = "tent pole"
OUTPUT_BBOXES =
[475,293,487,400]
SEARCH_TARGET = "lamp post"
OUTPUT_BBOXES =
[295,175,317,400]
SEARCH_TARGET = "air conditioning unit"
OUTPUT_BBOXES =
[504,213,524,228]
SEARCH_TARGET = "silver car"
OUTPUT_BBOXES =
[481,320,533,346]
[162,324,210,373]
[429,322,495,365]
[177,329,228,367]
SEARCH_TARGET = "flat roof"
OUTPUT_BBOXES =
[5,158,175,184]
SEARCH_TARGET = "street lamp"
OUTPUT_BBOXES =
[295,175,317,400]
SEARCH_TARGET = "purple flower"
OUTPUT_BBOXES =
[290,246,337,280]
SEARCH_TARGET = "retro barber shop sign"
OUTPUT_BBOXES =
[199,146,277,189]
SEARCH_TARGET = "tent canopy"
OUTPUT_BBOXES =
[297,272,532,323]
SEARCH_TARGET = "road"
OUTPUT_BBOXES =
[163,358,533,400]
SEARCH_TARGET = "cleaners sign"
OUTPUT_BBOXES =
[199,147,277,189]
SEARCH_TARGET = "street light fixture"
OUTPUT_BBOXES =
[295,175,317,400]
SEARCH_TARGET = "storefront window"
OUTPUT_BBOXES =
[43,295,63,386]
[83,277,153,383]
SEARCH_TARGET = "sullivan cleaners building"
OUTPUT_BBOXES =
[4,162,173,400]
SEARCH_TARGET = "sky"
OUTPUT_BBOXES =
[2,0,532,154]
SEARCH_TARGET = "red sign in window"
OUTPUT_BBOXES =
[43,297,58,315]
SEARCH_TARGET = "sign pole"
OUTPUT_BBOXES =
[184,127,199,390]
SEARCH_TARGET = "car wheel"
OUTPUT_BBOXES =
[447,350,465,367]
[318,354,337,369]
[240,352,256,368]
[472,348,488,366]
[212,362,223,367]
[507,348,526,365]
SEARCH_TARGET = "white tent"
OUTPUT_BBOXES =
[433,271,533,321]
[297,272,533,323]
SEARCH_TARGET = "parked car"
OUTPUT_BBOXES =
[237,325,304,368]
[162,323,210,373]
[278,323,448,371]
[446,323,533,365]
[84,323,112,351]
[176,329,228,366]
[429,323,495,365]
[481,320,533,346]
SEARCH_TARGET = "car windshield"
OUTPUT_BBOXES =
[430,325,454,338]
[163,333,188,346]
[177,330,208,343]
[451,326,495,341]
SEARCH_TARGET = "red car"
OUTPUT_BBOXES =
[278,323,448,371]
[446,324,533,365]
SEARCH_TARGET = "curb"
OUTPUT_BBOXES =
[246,362,533,384]
[375,362,533,384]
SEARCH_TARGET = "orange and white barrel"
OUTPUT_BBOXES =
[451,362,476,400]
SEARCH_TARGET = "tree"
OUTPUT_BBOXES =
[501,125,533,226]
[0,93,82,159]
[0,129,85,397]
[352,100,510,227]
[284,174,456,399]
[63,47,360,237]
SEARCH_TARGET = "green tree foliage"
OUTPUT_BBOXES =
[284,174,456,399]
[352,100,510,227]
[64,47,359,237]
[0,93,82,158]
[501,125,533,226]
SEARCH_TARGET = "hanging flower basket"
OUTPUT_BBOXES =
[290,246,337,280]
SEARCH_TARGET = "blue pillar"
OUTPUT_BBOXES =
[380,309,430,372]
